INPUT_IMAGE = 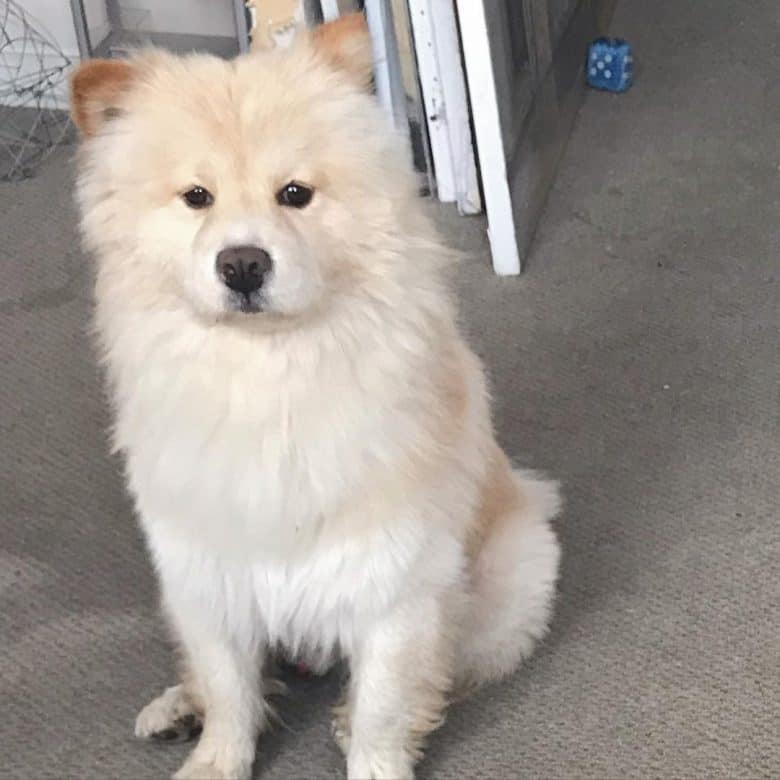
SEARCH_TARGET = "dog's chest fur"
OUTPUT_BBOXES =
[145,510,453,664]
[106,308,461,655]
[108,311,411,536]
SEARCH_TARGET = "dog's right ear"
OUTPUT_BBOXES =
[70,59,137,137]
[311,13,374,89]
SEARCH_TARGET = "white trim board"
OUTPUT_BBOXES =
[364,0,409,135]
[408,0,480,215]
[454,0,521,275]
[319,0,341,21]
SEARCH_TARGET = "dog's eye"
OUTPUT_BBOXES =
[276,182,314,209]
[182,186,214,209]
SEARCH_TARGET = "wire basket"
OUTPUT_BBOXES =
[0,1,73,182]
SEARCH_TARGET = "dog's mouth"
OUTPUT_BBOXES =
[228,291,265,314]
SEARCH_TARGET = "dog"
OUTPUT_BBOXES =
[70,14,561,780]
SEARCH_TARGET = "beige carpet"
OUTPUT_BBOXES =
[2,0,778,776]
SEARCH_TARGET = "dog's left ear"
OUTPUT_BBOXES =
[312,13,374,89]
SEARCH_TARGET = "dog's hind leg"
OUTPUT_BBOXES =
[344,593,455,780]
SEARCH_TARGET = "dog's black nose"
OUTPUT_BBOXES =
[216,246,273,296]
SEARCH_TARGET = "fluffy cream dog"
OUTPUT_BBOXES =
[70,14,560,780]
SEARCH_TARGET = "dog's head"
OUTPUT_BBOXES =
[71,15,429,326]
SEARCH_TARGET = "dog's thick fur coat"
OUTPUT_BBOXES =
[71,15,560,779]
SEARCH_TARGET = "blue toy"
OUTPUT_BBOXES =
[586,38,633,93]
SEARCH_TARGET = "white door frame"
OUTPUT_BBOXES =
[407,0,480,215]
[319,0,341,20]
[364,0,409,135]
[454,0,520,274]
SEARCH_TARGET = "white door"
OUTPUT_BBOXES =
[456,0,616,274]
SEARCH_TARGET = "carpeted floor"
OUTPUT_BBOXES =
[2,0,778,777]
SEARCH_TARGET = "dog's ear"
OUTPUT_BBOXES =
[70,59,137,136]
[312,13,374,89]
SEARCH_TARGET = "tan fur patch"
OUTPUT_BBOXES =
[311,13,374,88]
[440,351,469,429]
[70,59,136,136]
[467,446,524,559]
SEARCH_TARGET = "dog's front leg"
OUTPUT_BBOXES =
[171,631,263,780]
[150,538,265,780]
[344,595,453,780]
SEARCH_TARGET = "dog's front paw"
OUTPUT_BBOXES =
[135,685,202,742]
[174,739,254,780]
[347,747,414,780]
[173,758,248,780]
